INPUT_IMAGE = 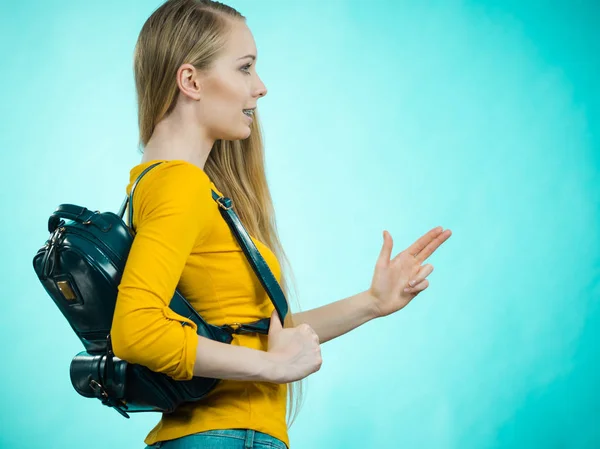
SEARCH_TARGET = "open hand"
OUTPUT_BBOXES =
[369,226,452,317]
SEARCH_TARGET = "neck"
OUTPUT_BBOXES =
[141,106,214,172]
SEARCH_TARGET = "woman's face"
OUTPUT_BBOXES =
[192,19,267,141]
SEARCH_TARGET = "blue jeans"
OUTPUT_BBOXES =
[145,429,288,449]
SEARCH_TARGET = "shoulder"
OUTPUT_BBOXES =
[131,160,215,215]
[139,160,210,190]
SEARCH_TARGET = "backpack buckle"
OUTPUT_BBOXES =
[221,322,242,334]
[89,379,130,419]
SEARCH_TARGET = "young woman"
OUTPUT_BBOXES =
[110,1,452,448]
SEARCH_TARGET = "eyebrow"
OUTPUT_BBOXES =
[237,54,256,61]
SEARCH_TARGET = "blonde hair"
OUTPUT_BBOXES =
[133,0,305,427]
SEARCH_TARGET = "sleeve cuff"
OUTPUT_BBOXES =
[161,306,199,381]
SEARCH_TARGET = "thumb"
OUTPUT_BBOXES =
[268,309,283,334]
[377,230,393,265]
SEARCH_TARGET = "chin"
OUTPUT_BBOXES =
[218,127,251,142]
[237,124,252,140]
[241,128,252,140]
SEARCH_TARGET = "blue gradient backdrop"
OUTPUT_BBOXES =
[1,1,598,448]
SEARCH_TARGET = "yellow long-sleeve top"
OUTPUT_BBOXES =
[110,159,289,448]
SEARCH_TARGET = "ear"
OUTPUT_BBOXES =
[176,63,202,101]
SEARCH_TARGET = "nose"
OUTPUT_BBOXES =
[255,75,267,98]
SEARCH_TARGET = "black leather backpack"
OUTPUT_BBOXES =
[32,161,288,418]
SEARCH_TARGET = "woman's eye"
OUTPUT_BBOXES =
[241,64,252,75]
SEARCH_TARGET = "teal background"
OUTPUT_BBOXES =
[1,0,598,448]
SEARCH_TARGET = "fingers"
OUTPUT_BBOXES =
[404,264,433,293]
[406,227,452,263]
[299,323,320,343]
[376,230,393,266]
[412,264,434,284]
[416,229,452,262]
[406,226,443,257]
[404,279,429,293]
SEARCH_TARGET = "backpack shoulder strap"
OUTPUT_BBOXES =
[115,160,288,324]
[117,161,164,229]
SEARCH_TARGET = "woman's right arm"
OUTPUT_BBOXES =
[111,163,213,381]
[192,336,277,381]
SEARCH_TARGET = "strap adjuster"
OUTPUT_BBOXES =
[216,196,233,210]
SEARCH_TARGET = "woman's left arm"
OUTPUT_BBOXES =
[291,226,452,344]
[291,290,378,344]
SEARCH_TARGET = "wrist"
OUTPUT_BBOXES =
[362,289,382,320]
[260,351,284,383]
